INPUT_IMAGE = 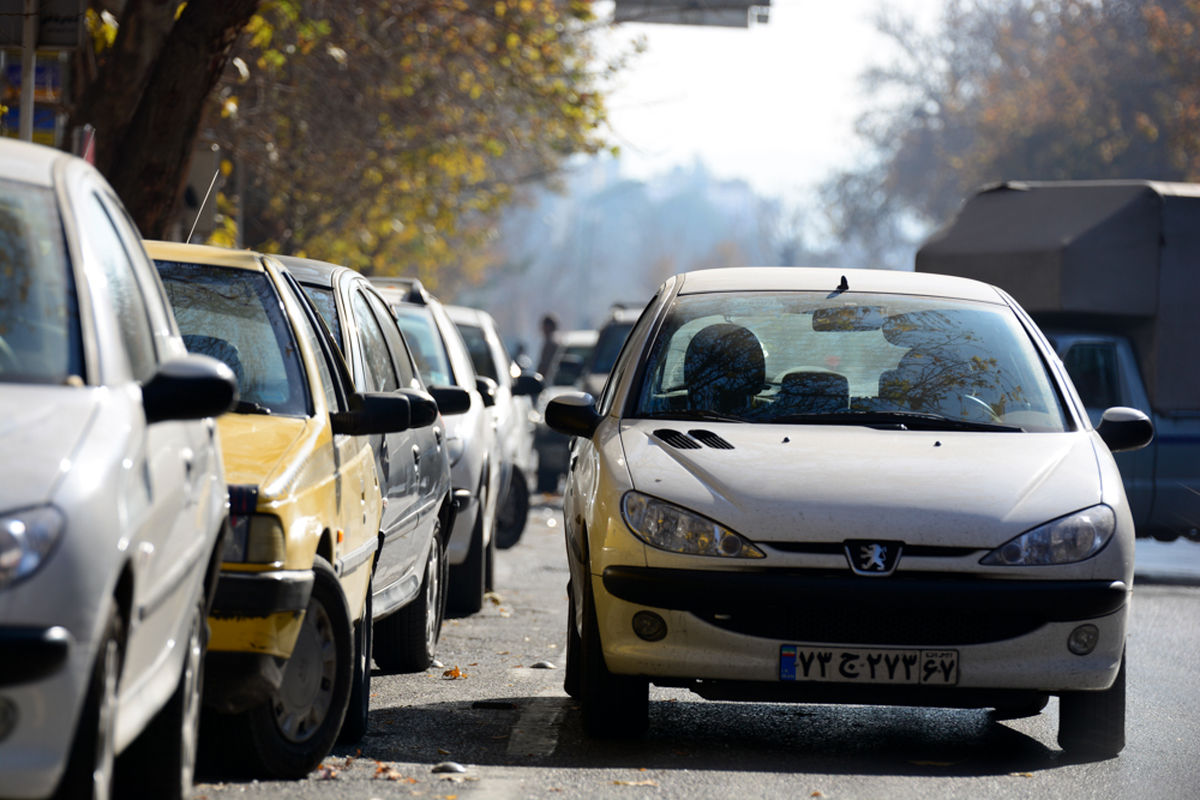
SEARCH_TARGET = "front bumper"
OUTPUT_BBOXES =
[592,567,1129,698]
[207,569,314,658]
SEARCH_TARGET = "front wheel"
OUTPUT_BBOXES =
[375,526,445,673]
[495,473,530,549]
[338,575,373,744]
[447,506,486,615]
[563,581,581,699]
[55,607,122,800]
[1058,650,1126,758]
[244,557,352,778]
[579,579,648,738]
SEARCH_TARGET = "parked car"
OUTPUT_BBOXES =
[546,267,1151,757]
[280,256,470,686]
[579,304,642,398]
[446,304,543,549]
[0,140,235,800]
[147,241,416,777]
[533,328,598,493]
[371,278,501,615]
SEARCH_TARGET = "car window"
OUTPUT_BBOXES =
[156,260,311,416]
[78,192,158,381]
[632,291,1068,432]
[588,320,635,376]
[1062,342,1122,410]
[0,179,82,384]
[363,289,420,389]
[303,283,343,348]
[350,288,399,393]
[394,305,453,386]
[456,320,499,381]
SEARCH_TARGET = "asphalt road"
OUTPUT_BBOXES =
[194,496,1200,800]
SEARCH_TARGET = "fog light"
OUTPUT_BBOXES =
[0,697,17,742]
[1068,624,1099,655]
[631,611,667,642]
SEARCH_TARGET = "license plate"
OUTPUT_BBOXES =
[779,645,959,685]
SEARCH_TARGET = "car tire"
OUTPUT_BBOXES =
[484,519,497,593]
[55,606,122,800]
[338,575,373,744]
[244,557,353,779]
[1058,650,1126,758]
[496,472,530,549]
[448,506,486,615]
[990,693,1049,720]
[114,597,205,799]
[563,581,581,699]
[579,579,648,738]
[375,527,445,673]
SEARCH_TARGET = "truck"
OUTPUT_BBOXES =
[916,180,1200,542]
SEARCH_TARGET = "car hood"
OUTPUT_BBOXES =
[619,420,1104,547]
[0,386,100,505]
[217,413,313,496]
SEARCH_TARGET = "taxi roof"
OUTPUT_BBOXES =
[143,239,269,271]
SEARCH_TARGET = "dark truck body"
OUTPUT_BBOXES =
[916,180,1200,541]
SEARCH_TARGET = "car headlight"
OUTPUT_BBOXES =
[224,513,286,564]
[981,505,1115,566]
[621,491,764,559]
[0,505,65,589]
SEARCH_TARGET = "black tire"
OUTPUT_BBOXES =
[447,507,486,615]
[375,528,446,673]
[115,597,205,799]
[484,520,497,593]
[496,472,530,549]
[244,557,353,778]
[55,607,122,800]
[1058,650,1126,758]
[563,581,581,699]
[338,576,373,744]
[579,579,648,738]
[990,693,1049,721]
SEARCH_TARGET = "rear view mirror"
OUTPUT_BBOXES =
[332,392,411,435]
[429,385,471,416]
[1096,406,1154,453]
[476,376,497,407]
[512,373,543,397]
[400,388,439,427]
[143,354,238,423]
[544,392,600,439]
[812,306,885,331]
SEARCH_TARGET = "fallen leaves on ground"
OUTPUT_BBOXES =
[613,779,659,786]
[443,665,467,679]
[315,766,338,780]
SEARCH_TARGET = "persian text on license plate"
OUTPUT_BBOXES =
[779,645,959,685]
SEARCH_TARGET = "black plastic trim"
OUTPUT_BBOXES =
[0,626,70,686]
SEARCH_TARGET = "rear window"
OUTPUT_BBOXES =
[156,261,310,416]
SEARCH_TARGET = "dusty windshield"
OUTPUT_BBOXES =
[0,181,81,384]
[633,291,1067,432]
[156,261,310,416]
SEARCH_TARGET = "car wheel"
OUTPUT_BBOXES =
[338,575,373,744]
[1058,650,1126,758]
[447,506,486,615]
[990,693,1049,720]
[563,581,581,699]
[55,607,122,800]
[495,473,530,549]
[579,579,648,738]
[244,557,352,779]
[114,597,204,799]
[375,526,445,673]
[484,518,497,593]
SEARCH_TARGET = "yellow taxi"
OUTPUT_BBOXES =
[145,241,417,778]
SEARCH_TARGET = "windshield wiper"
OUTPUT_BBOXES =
[640,409,747,424]
[235,400,273,415]
[767,410,1022,432]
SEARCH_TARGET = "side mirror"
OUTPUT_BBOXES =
[1096,406,1154,453]
[331,392,411,435]
[512,373,543,397]
[544,392,600,439]
[476,376,497,407]
[429,385,471,416]
[143,354,238,424]
[400,388,439,428]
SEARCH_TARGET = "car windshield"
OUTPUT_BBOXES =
[156,260,310,416]
[0,180,82,384]
[393,305,453,386]
[632,291,1068,432]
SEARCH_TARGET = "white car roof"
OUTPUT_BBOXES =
[675,267,1005,304]
[0,138,65,188]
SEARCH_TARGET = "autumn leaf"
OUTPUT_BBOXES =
[613,778,659,786]
[443,665,467,679]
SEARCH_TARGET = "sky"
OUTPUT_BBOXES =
[595,0,941,204]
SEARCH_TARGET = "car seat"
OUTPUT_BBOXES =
[684,323,765,414]
[773,370,850,415]
[184,334,245,391]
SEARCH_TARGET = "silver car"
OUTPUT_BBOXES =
[0,140,236,799]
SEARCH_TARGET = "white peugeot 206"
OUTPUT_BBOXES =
[545,267,1153,758]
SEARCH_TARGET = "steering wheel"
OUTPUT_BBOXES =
[961,393,1002,423]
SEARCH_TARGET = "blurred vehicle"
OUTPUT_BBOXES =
[371,278,501,615]
[0,140,235,800]
[579,304,642,398]
[446,304,543,549]
[547,267,1151,758]
[533,328,598,493]
[148,241,415,777]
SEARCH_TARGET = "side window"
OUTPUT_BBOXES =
[350,289,399,393]
[600,298,658,416]
[76,192,158,381]
[287,289,341,413]
[1063,342,1122,410]
[364,290,421,389]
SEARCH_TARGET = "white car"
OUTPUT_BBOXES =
[0,140,236,799]
[545,267,1152,757]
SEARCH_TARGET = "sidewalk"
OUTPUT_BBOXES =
[1134,537,1200,585]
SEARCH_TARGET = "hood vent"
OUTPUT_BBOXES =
[653,429,702,449]
[689,429,734,449]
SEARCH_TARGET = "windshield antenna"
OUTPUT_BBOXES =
[186,168,221,244]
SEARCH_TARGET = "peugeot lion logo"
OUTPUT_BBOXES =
[844,540,903,576]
